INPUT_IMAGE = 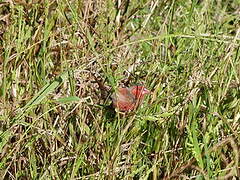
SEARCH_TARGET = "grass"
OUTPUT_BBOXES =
[0,0,240,179]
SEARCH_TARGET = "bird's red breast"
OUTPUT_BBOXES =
[111,86,150,112]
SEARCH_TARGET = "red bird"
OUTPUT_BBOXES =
[111,86,150,112]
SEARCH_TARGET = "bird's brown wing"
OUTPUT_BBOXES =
[111,88,136,111]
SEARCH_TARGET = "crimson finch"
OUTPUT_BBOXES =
[111,86,150,112]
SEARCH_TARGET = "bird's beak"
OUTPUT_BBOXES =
[142,88,150,95]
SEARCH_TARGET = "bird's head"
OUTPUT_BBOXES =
[130,86,150,100]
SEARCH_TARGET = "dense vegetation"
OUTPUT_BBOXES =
[0,0,240,179]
